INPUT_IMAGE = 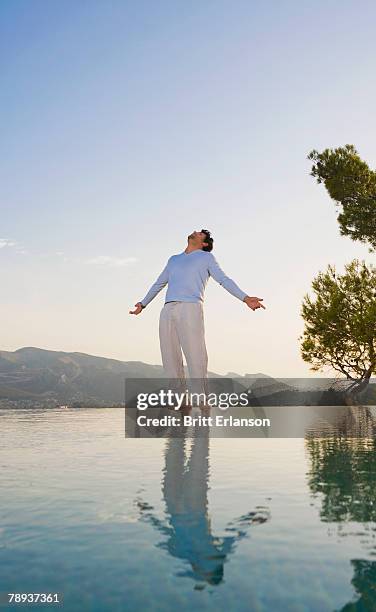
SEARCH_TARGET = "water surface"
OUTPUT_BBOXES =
[1,407,376,611]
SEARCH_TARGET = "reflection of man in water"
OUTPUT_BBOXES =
[136,422,270,587]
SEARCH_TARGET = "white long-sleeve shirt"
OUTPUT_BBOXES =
[140,250,247,307]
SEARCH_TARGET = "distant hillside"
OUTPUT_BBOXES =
[0,347,166,406]
[0,347,273,407]
[3,347,354,408]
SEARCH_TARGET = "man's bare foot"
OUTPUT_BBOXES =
[179,406,192,417]
[199,405,211,417]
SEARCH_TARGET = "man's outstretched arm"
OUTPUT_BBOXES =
[207,253,265,311]
[129,261,169,315]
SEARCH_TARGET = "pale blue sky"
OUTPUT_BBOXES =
[1,0,375,376]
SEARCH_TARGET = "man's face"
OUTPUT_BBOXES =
[188,230,208,249]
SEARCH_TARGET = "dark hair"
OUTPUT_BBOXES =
[201,229,214,252]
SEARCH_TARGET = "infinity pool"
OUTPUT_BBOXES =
[1,407,375,611]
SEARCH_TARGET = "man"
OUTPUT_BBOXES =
[129,229,265,383]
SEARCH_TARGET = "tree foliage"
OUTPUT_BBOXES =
[300,259,376,390]
[308,144,376,251]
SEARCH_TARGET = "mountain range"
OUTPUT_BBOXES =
[2,347,368,408]
[0,347,273,407]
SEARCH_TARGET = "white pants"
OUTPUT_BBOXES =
[159,302,208,383]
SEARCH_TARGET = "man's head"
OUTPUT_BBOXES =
[187,229,214,252]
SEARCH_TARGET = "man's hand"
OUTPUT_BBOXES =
[244,296,266,311]
[129,302,144,315]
